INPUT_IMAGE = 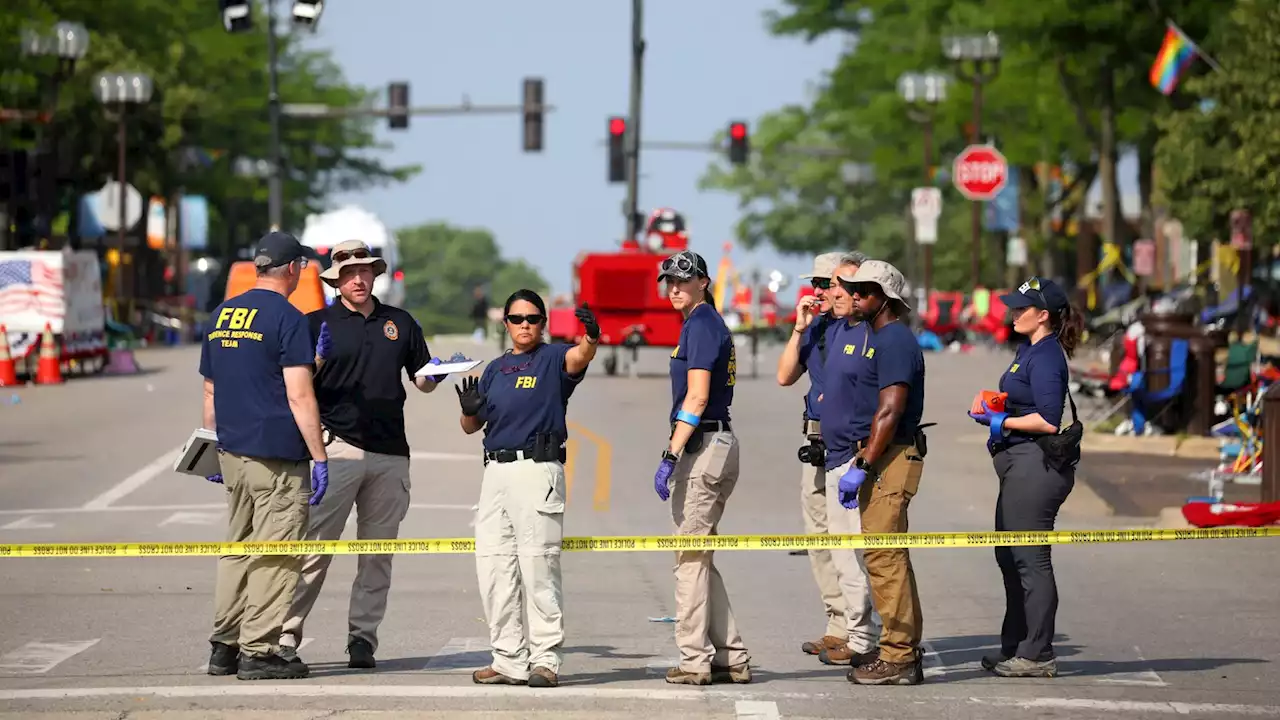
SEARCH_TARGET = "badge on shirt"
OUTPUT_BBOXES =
[383,320,399,341]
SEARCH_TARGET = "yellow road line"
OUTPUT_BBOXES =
[564,437,579,504]
[566,420,613,512]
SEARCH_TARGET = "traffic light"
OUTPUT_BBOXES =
[219,0,253,33]
[291,0,324,28]
[608,116,626,183]
[522,77,544,152]
[728,120,748,165]
[388,81,409,130]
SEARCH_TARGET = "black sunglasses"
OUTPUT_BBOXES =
[332,247,371,264]
[839,280,879,297]
[811,278,831,290]
[505,313,544,326]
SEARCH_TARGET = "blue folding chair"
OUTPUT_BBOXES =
[1127,338,1189,436]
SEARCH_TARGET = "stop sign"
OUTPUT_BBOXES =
[952,145,1008,201]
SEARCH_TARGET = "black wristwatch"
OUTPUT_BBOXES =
[855,455,879,479]
[662,449,680,464]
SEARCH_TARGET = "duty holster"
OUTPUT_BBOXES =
[530,432,567,463]
[797,414,825,467]
[909,422,936,461]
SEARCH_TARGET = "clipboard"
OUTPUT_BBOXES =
[413,358,483,378]
[174,427,221,478]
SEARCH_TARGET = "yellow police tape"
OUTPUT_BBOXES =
[1,527,1278,558]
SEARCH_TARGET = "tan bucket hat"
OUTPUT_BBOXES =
[319,239,387,287]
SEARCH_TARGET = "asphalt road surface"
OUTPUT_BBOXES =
[0,337,1277,720]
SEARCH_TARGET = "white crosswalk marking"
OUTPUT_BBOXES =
[921,640,948,678]
[160,511,222,527]
[1,516,54,529]
[736,700,781,720]
[422,637,490,672]
[0,639,100,675]
[1097,645,1167,687]
[644,657,680,675]
[196,637,313,673]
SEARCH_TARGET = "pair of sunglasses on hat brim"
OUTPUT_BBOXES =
[320,248,387,287]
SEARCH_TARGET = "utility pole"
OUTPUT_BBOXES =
[623,0,645,242]
[266,0,283,230]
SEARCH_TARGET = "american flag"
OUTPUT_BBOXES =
[0,259,64,318]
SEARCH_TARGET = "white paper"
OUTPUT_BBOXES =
[413,358,483,378]
[173,427,221,477]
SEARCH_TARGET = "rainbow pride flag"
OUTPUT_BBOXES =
[1149,26,1199,95]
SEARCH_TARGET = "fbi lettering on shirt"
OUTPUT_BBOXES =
[207,307,265,348]
[515,375,538,389]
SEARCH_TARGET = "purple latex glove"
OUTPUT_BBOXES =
[426,356,446,383]
[653,457,675,501]
[310,461,328,505]
[206,474,223,484]
[968,400,1010,446]
[316,321,333,360]
[838,466,866,509]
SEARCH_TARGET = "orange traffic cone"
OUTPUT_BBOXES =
[0,325,17,387]
[35,323,63,385]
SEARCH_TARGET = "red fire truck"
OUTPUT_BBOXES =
[547,208,692,376]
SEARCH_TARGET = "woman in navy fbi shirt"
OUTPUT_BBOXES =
[968,277,1085,679]
[455,289,599,689]
[651,249,752,687]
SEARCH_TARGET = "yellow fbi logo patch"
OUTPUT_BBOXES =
[208,307,264,348]
[515,376,538,389]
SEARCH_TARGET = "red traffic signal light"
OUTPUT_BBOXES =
[608,116,627,183]
[609,117,626,136]
[727,120,748,165]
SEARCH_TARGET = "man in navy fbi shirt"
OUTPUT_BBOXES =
[778,251,880,665]
[199,230,328,681]
[829,259,927,686]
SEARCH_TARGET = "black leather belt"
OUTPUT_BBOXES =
[483,447,567,464]
[699,419,732,433]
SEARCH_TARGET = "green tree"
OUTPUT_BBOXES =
[397,221,548,334]
[1156,0,1280,247]
[0,0,419,257]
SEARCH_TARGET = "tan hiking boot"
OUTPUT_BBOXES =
[471,666,526,685]
[529,666,559,687]
[710,661,751,684]
[819,645,879,666]
[849,657,923,686]
[801,635,847,656]
[665,667,711,685]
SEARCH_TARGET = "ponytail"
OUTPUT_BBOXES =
[1053,303,1085,358]
[702,277,716,309]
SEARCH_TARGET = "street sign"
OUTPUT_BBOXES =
[92,180,143,232]
[911,187,941,245]
[952,144,1008,201]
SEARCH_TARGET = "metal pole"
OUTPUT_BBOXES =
[116,106,127,309]
[623,0,644,242]
[970,74,983,284]
[922,118,934,309]
[266,0,283,230]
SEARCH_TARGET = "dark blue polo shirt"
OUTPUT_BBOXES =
[820,319,872,470]
[478,342,584,453]
[199,288,314,462]
[848,320,925,448]
[998,334,1069,446]
[798,313,835,420]
[669,303,736,423]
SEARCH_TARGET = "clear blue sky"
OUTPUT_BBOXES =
[305,0,846,297]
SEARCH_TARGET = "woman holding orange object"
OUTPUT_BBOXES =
[967,277,1084,679]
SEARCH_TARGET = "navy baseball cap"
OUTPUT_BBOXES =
[1001,277,1070,312]
[253,230,319,269]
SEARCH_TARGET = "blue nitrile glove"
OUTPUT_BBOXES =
[426,356,446,383]
[310,461,329,505]
[654,457,675,501]
[838,466,866,509]
[316,321,333,360]
[206,474,223,484]
[967,401,1009,445]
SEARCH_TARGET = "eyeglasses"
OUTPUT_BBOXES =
[505,313,544,326]
[811,278,831,290]
[840,280,879,297]
[500,358,535,374]
[332,247,371,264]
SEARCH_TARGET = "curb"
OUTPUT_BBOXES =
[1155,506,1195,529]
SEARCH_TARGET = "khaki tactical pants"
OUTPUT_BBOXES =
[670,429,750,673]
[281,437,411,653]
[825,458,884,653]
[800,458,850,641]
[210,451,310,657]
[475,458,567,681]
[857,443,925,664]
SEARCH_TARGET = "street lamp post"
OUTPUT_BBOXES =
[897,70,948,306]
[94,72,153,311]
[943,32,1001,284]
[17,21,89,249]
